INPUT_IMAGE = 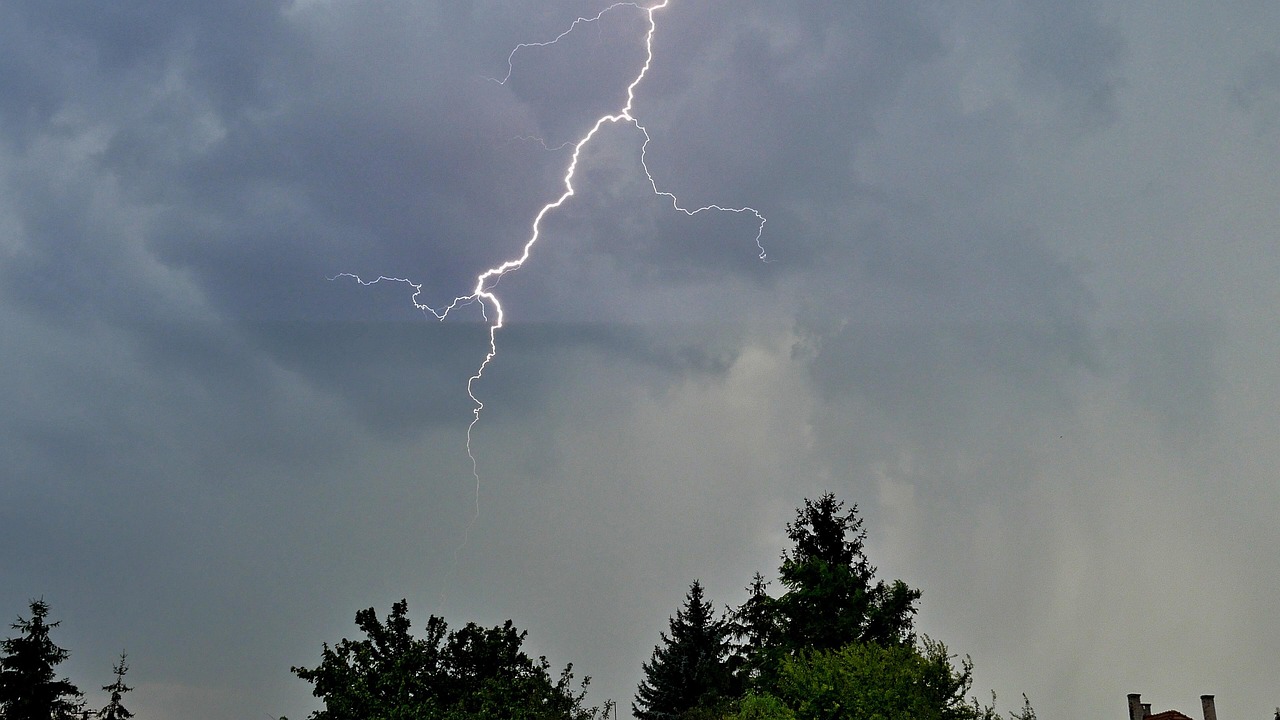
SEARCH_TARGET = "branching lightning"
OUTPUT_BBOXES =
[335,0,767,518]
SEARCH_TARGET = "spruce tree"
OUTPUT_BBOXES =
[0,599,84,720]
[633,581,735,720]
[728,573,778,686]
[98,653,133,720]
[774,493,920,651]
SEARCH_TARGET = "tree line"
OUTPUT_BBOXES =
[4,493,1030,719]
[285,493,1034,720]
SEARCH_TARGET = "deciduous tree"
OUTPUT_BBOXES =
[291,599,602,720]
[765,637,997,720]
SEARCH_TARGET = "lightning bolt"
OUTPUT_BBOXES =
[335,0,767,520]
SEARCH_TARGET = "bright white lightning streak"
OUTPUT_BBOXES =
[336,0,767,507]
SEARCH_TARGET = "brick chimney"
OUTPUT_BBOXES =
[1201,695,1218,720]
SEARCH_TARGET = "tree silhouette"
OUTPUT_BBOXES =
[715,495,1009,719]
[634,581,736,720]
[774,493,920,651]
[728,573,779,686]
[97,652,133,720]
[292,599,602,719]
[0,599,84,720]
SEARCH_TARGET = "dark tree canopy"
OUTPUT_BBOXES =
[291,599,601,720]
[774,493,920,651]
[712,494,1011,720]
[727,573,777,685]
[0,599,84,720]
[633,581,736,720]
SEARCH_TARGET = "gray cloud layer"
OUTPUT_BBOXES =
[3,1,1279,718]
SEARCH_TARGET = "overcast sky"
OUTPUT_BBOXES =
[3,1,1280,718]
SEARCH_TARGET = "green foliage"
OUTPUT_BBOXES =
[633,581,737,720]
[291,599,603,720]
[730,494,922,694]
[0,599,85,720]
[722,693,796,720]
[716,494,1019,720]
[769,638,997,720]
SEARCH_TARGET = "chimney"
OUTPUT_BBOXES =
[1201,695,1218,720]
[1129,694,1144,720]
[1142,704,1152,717]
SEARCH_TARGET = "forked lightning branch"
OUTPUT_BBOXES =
[335,0,767,489]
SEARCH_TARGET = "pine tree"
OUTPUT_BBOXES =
[0,599,85,720]
[728,573,778,686]
[633,581,736,720]
[774,493,920,651]
[97,653,133,720]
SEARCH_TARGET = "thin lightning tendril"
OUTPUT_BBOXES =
[509,135,576,151]
[334,0,767,526]
[487,2,646,87]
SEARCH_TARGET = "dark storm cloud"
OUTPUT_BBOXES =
[0,0,289,136]
[242,319,744,436]
[786,7,1106,424]
[1015,0,1126,129]
[630,2,943,274]
[0,0,296,327]
[1231,50,1280,130]
[643,1,942,202]
[4,1,1280,719]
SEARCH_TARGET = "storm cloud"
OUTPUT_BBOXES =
[3,2,1279,718]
